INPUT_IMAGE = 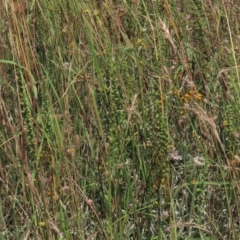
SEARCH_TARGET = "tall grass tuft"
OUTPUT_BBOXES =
[1,0,240,239]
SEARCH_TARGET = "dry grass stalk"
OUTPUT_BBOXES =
[182,102,225,155]
[159,18,176,54]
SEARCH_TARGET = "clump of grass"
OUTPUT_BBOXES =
[1,0,240,239]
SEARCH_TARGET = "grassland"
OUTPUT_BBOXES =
[0,0,240,239]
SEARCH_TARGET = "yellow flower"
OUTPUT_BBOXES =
[221,120,228,128]
[181,94,190,103]
[189,90,196,95]
[39,222,46,227]
[194,93,202,101]
[174,90,181,96]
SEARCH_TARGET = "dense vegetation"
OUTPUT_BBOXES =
[0,0,240,239]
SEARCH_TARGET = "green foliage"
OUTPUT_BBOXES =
[1,0,240,239]
[17,68,36,163]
